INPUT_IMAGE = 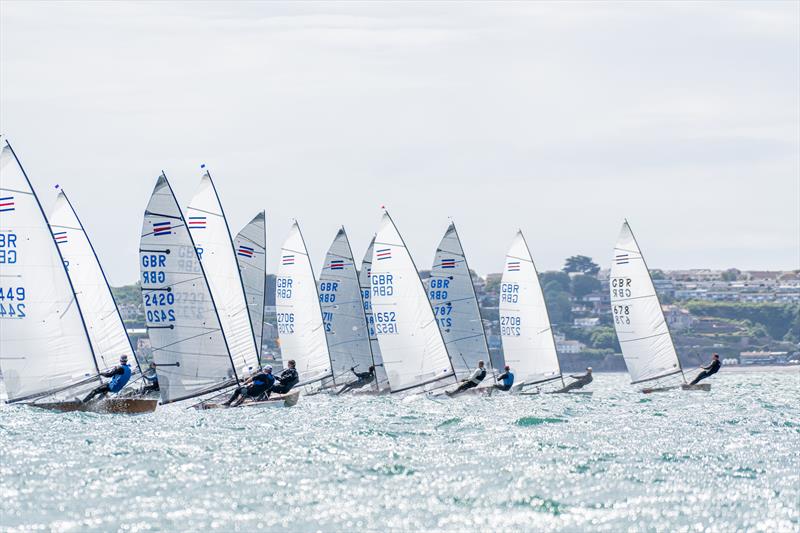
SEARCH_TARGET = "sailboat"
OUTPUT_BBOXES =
[139,174,298,408]
[234,211,267,363]
[358,236,389,391]
[186,170,260,377]
[499,231,569,394]
[610,221,707,393]
[319,227,377,392]
[370,211,457,395]
[275,222,333,392]
[0,138,156,413]
[428,222,496,395]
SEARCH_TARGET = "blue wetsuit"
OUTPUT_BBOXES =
[82,363,132,402]
[495,371,515,391]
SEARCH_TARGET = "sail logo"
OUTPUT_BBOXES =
[507,261,521,272]
[615,253,629,265]
[441,258,456,269]
[53,231,68,244]
[376,248,391,261]
[0,196,15,212]
[188,216,207,229]
[238,245,254,258]
[329,260,344,270]
[282,254,295,265]
[153,221,172,236]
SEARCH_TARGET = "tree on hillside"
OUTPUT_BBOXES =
[590,327,620,351]
[572,274,601,300]
[563,255,600,276]
[544,290,573,325]
[650,269,666,280]
[721,268,741,281]
[540,271,571,293]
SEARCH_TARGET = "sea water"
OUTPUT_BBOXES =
[0,369,798,532]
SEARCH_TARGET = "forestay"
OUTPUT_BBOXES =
[50,191,139,375]
[0,139,99,402]
[140,174,236,404]
[428,222,492,380]
[499,231,563,387]
[358,236,389,388]
[319,227,375,383]
[187,171,259,377]
[234,211,266,362]
[370,212,456,393]
[610,221,683,384]
[276,222,332,386]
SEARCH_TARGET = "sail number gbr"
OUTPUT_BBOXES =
[612,305,631,325]
[500,283,519,303]
[276,277,293,299]
[500,315,521,336]
[0,232,18,264]
[0,286,26,319]
[610,277,632,298]
[277,312,295,334]
[141,253,175,323]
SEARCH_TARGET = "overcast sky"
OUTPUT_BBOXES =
[2,1,798,285]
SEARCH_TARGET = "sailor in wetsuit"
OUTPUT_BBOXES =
[268,359,299,396]
[223,366,275,407]
[337,365,376,395]
[82,355,133,403]
[555,367,593,393]
[446,360,487,396]
[142,362,160,394]
[690,353,721,385]
[494,365,515,391]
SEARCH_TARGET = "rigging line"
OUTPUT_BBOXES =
[186,206,221,217]
[144,211,183,220]
[150,329,224,352]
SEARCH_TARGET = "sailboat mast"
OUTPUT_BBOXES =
[5,141,101,377]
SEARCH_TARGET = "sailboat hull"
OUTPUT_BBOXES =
[642,384,711,394]
[32,398,158,414]
[196,390,301,409]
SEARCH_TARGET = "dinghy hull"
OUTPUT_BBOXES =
[196,390,301,409]
[32,398,158,414]
[642,384,711,394]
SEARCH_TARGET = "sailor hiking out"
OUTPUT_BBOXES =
[494,365,515,391]
[690,354,721,385]
[269,359,300,396]
[555,367,593,393]
[141,362,160,394]
[82,355,133,403]
[337,365,376,395]
[446,360,487,396]
[223,366,275,407]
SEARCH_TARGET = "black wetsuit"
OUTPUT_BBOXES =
[690,359,721,385]
[270,368,299,395]
[225,371,275,406]
[449,367,487,394]
[337,368,376,395]
[556,372,593,393]
[142,369,160,394]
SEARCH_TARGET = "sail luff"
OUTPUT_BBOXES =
[358,236,388,389]
[51,190,141,375]
[0,140,100,401]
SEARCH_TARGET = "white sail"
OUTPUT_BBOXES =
[370,212,456,393]
[358,236,389,388]
[319,227,375,383]
[234,211,266,362]
[428,222,492,379]
[0,140,99,402]
[49,191,139,375]
[275,222,332,386]
[610,221,683,384]
[499,231,562,386]
[186,171,259,377]
[140,174,236,403]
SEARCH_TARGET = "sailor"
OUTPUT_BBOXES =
[555,367,593,393]
[494,365,515,391]
[689,353,721,385]
[82,355,133,403]
[223,366,275,407]
[141,362,160,394]
[446,360,487,396]
[268,359,299,396]
[337,365,376,395]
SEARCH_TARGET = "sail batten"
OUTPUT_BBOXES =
[275,222,333,388]
[610,221,684,385]
[370,212,456,393]
[499,231,562,386]
[0,139,100,402]
[139,174,237,403]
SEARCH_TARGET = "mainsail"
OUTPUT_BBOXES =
[610,221,684,384]
[234,211,266,362]
[139,174,236,403]
[186,171,259,377]
[275,222,332,386]
[49,190,139,375]
[319,227,375,384]
[370,211,456,393]
[428,222,492,380]
[499,231,563,387]
[358,236,389,388]
[0,139,99,402]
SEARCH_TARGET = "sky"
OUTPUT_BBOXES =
[1,1,798,285]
